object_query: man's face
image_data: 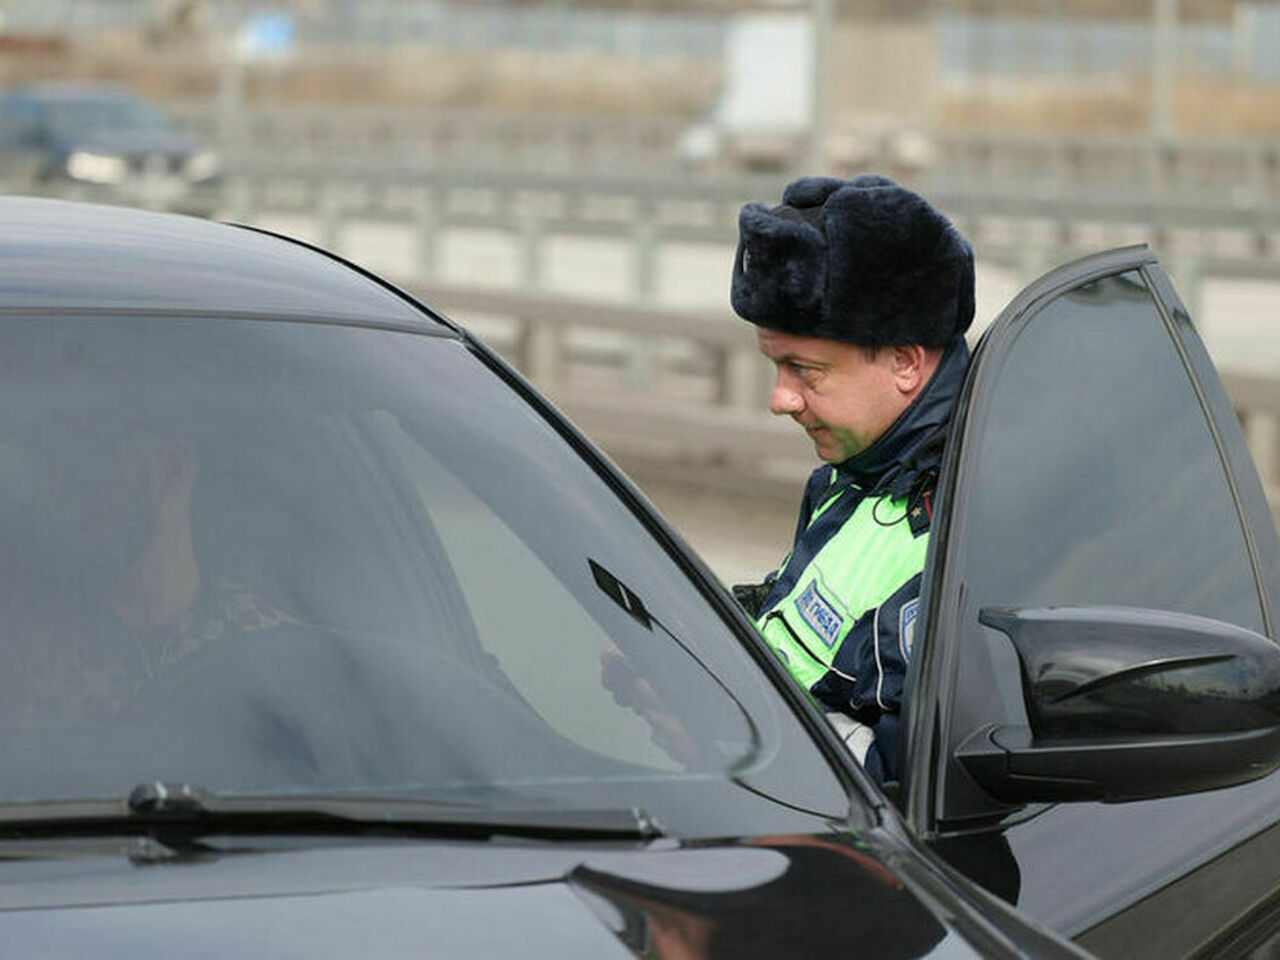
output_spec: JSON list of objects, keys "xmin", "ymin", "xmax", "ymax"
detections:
[{"xmin": 756, "ymin": 328, "xmax": 912, "ymax": 464}]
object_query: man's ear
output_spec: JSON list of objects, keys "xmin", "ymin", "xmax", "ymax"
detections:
[{"xmin": 889, "ymin": 345, "xmax": 928, "ymax": 394}]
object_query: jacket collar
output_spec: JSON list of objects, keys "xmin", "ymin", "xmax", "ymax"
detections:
[{"xmin": 834, "ymin": 335, "xmax": 971, "ymax": 497}]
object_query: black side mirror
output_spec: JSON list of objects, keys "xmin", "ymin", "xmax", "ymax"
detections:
[{"xmin": 956, "ymin": 606, "xmax": 1280, "ymax": 803}]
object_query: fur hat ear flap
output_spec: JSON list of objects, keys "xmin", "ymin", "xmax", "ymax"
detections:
[{"xmin": 730, "ymin": 202, "xmax": 827, "ymax": 332}]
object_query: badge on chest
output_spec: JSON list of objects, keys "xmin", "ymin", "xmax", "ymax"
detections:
[{"xmin": 795, "ymin": 578, "xmax": 846, "ymax": 649}]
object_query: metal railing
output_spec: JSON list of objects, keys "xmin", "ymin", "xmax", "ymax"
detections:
[
  {"xmin": 398, "ymin": 281, "xmax": 1280, "ymax": 515},
  {"xmin": 215, "ymin": 160, "xmax": 1280, "ymax": 318},
  {"xmin": 207, "ymin": 161, "xmax": 1280, "ymax": 498}
]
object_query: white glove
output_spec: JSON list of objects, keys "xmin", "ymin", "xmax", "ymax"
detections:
[{"xmin": 826, "ymin": 712, "xmax": 875, "ymax": 765}]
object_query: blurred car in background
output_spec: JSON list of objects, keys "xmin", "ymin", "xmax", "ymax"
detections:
[{"xmin": 0, "ymin": 83, "xmax": 221, "ymax": 216}]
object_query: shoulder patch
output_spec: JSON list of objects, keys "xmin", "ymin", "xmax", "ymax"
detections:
[
  {"xmin": 899, "ymin": 598, "xmax": 920, "ymax": 661},
  {"xmin": 795, "ymin": 578, "xmax": 845, "ymax": 649}
]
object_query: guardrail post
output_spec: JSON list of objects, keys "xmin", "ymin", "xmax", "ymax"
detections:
[
  {"xmin": 222, "ymin": 175, "xmax": 256, "ymax": 224},
  {"xmin": 413, "ymin": 187, "xmax": 438, "ymax": 282},
  {"xmin": 628, "ymin": 216, "xmax": 659, "ymax": 389},
  {"xmin": 1245, "ymin": 411, "xmax": 1279, "ymax": 490},
  {"xmin": 516, "ymin": 214, "xmax": 561, "ymax": 388},
  {"xmin": 518, "ymin": 213, "xmax": 543, "ymax": 289},
  {"xmin": 318, "ymin": 183, "xmax": 343, "ymax": 254},
  {"xmin": 518, "ymin": 319, "xmax": 562, "ymax": 388},
  {"xmin": 1167, "ymin": 254, "xmax": 1204, "ymax": 326},
  {"xmin": 632, "ymin": 218, "xmax": 657, "ymax": 301},
  {"xmin": 719, "ymin": 345, "xmax": 768, "ymax": 413}
]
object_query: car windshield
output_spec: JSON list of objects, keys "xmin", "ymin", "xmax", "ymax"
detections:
[
  {"xmin": 41, "ymin": 96, "xmax": 171, "ymax": 139},
  {"xmin": 0, "ymin": 315, "xmax": 847, "ymax": 837}
]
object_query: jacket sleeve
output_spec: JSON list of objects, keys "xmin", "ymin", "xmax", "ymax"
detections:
[{"xmin": 811, "ymin": 572, "xmax": 923, "ymax": 784}]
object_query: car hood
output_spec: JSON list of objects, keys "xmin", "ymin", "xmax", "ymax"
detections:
[{"xmin": 0, "ymin": 832, "xmax": 1059, "ymax": 959}]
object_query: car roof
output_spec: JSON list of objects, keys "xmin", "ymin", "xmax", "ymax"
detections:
[{"xmin": 0, "ymin": 197, "xmax": 449, "ymax": 330}]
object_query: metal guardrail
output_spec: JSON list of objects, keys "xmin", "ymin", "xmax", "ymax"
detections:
[
  {"xmin": 218, "ymin": 161, "xmax": 1280, "ymax": 330},
  {"xmin": 205, "ymin": 161, "xmax": 1280, "ymax": 501},
  {"xmin": 219, "ymin": 152, "xmax": 1280, "ymax": 233},
  {"xmin": 930, "ymin": 131, "xmax": 1280, "ymax": 203},
  {"xmin": 403, "ymin": 281, "xmax": 1280, "ymax": 511},
  {"xmin": 403, "ymin": 281, "xmax": 817, "ymax": 498}
]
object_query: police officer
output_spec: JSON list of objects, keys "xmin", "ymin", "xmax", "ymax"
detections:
[{"xmin": 730, "ymin": 175, "xmax": 974, "ymax": 785}]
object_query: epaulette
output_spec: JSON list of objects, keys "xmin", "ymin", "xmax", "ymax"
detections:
[{"xmin": 906, "ymin": 486, "xmax": 934, "ymax": 538}]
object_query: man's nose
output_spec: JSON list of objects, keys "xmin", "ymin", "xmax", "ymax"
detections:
[{"xmin": 769, "ymin": 381, "xmax": 803, "ymax": 416}]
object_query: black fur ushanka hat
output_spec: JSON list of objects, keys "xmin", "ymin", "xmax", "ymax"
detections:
[{"xmin": 730, "ymin": 175, "xmax": 974, "ymax": 347}]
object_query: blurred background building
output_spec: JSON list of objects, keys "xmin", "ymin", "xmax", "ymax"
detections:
[{"xmin": 0, "ymin": 0, "xmax": 1277, "ymax": 578}]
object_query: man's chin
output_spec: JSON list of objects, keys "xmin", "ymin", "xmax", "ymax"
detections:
[{"xmin": 808, "ymin": 435, "xmax": 844, "ymax": 463}]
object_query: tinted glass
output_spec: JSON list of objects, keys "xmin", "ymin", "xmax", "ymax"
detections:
[
  {"xmin": 0, "ymin": 316, "xmax": 846, "ymax": 835},
  {"xmin": 964, "ymin": 269, "xmax": 1262, "ymax": 632}
]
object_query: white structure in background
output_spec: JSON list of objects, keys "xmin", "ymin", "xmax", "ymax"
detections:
[{"xmin": 677, "ymin": 13, "xmax": 813, "ymax": 171}]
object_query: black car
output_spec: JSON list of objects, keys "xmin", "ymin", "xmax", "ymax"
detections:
[
  {"xmin": 0, "ymin": 85, "xmax": 221, "ymax": 216},
  {"xmin": 0, "ymin": 197, "xmax": 1277, "ymax": 959}
]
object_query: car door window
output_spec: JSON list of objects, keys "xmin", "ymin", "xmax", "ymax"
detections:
[
  {"xmin": 939, "ymin": 268, "xmax": 1266, "ymax": 813},
  {"xmin": 964, "ymin": 269, "xmax": 1263, "ymax": 630},
  {"xmin": 958, "ymin": 270, "xmax": 1265, "ymax": 736},
  {"xmin": 916, "ymin": 260, "xmax": 1280, "ymax": 956}
]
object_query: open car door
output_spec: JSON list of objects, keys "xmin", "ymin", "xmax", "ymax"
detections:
[{"xmin": 902, "ymin": 247, "xmax": 1280, "ymax": 958}]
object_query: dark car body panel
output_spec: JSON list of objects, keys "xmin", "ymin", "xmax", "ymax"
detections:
[
  {"xmin": 0, "ymin": 198, "xmax": 434, "ymax": 326},
  {"xmin": 0, "ymin": 830, "xmax": 1080, "ymax": 959}
]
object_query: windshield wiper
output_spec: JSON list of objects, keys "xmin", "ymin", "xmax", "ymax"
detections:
[{"xmin": 0, "ymin": 781, "xmax": 665, "ymax": 843}]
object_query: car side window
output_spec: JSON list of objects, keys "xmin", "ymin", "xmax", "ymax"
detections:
[
  {"xmin": 965, "ymin": 269, "xmax": 1263, "ymax": 630},
  {"xmin": 942, "ymin": 269, "xmax": 1266, "ymax": 804}
]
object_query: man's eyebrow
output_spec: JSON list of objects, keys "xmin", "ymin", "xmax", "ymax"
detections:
[{"xmin": 773, "ymin": 352, "xmax": 828, "ymax": 367}]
